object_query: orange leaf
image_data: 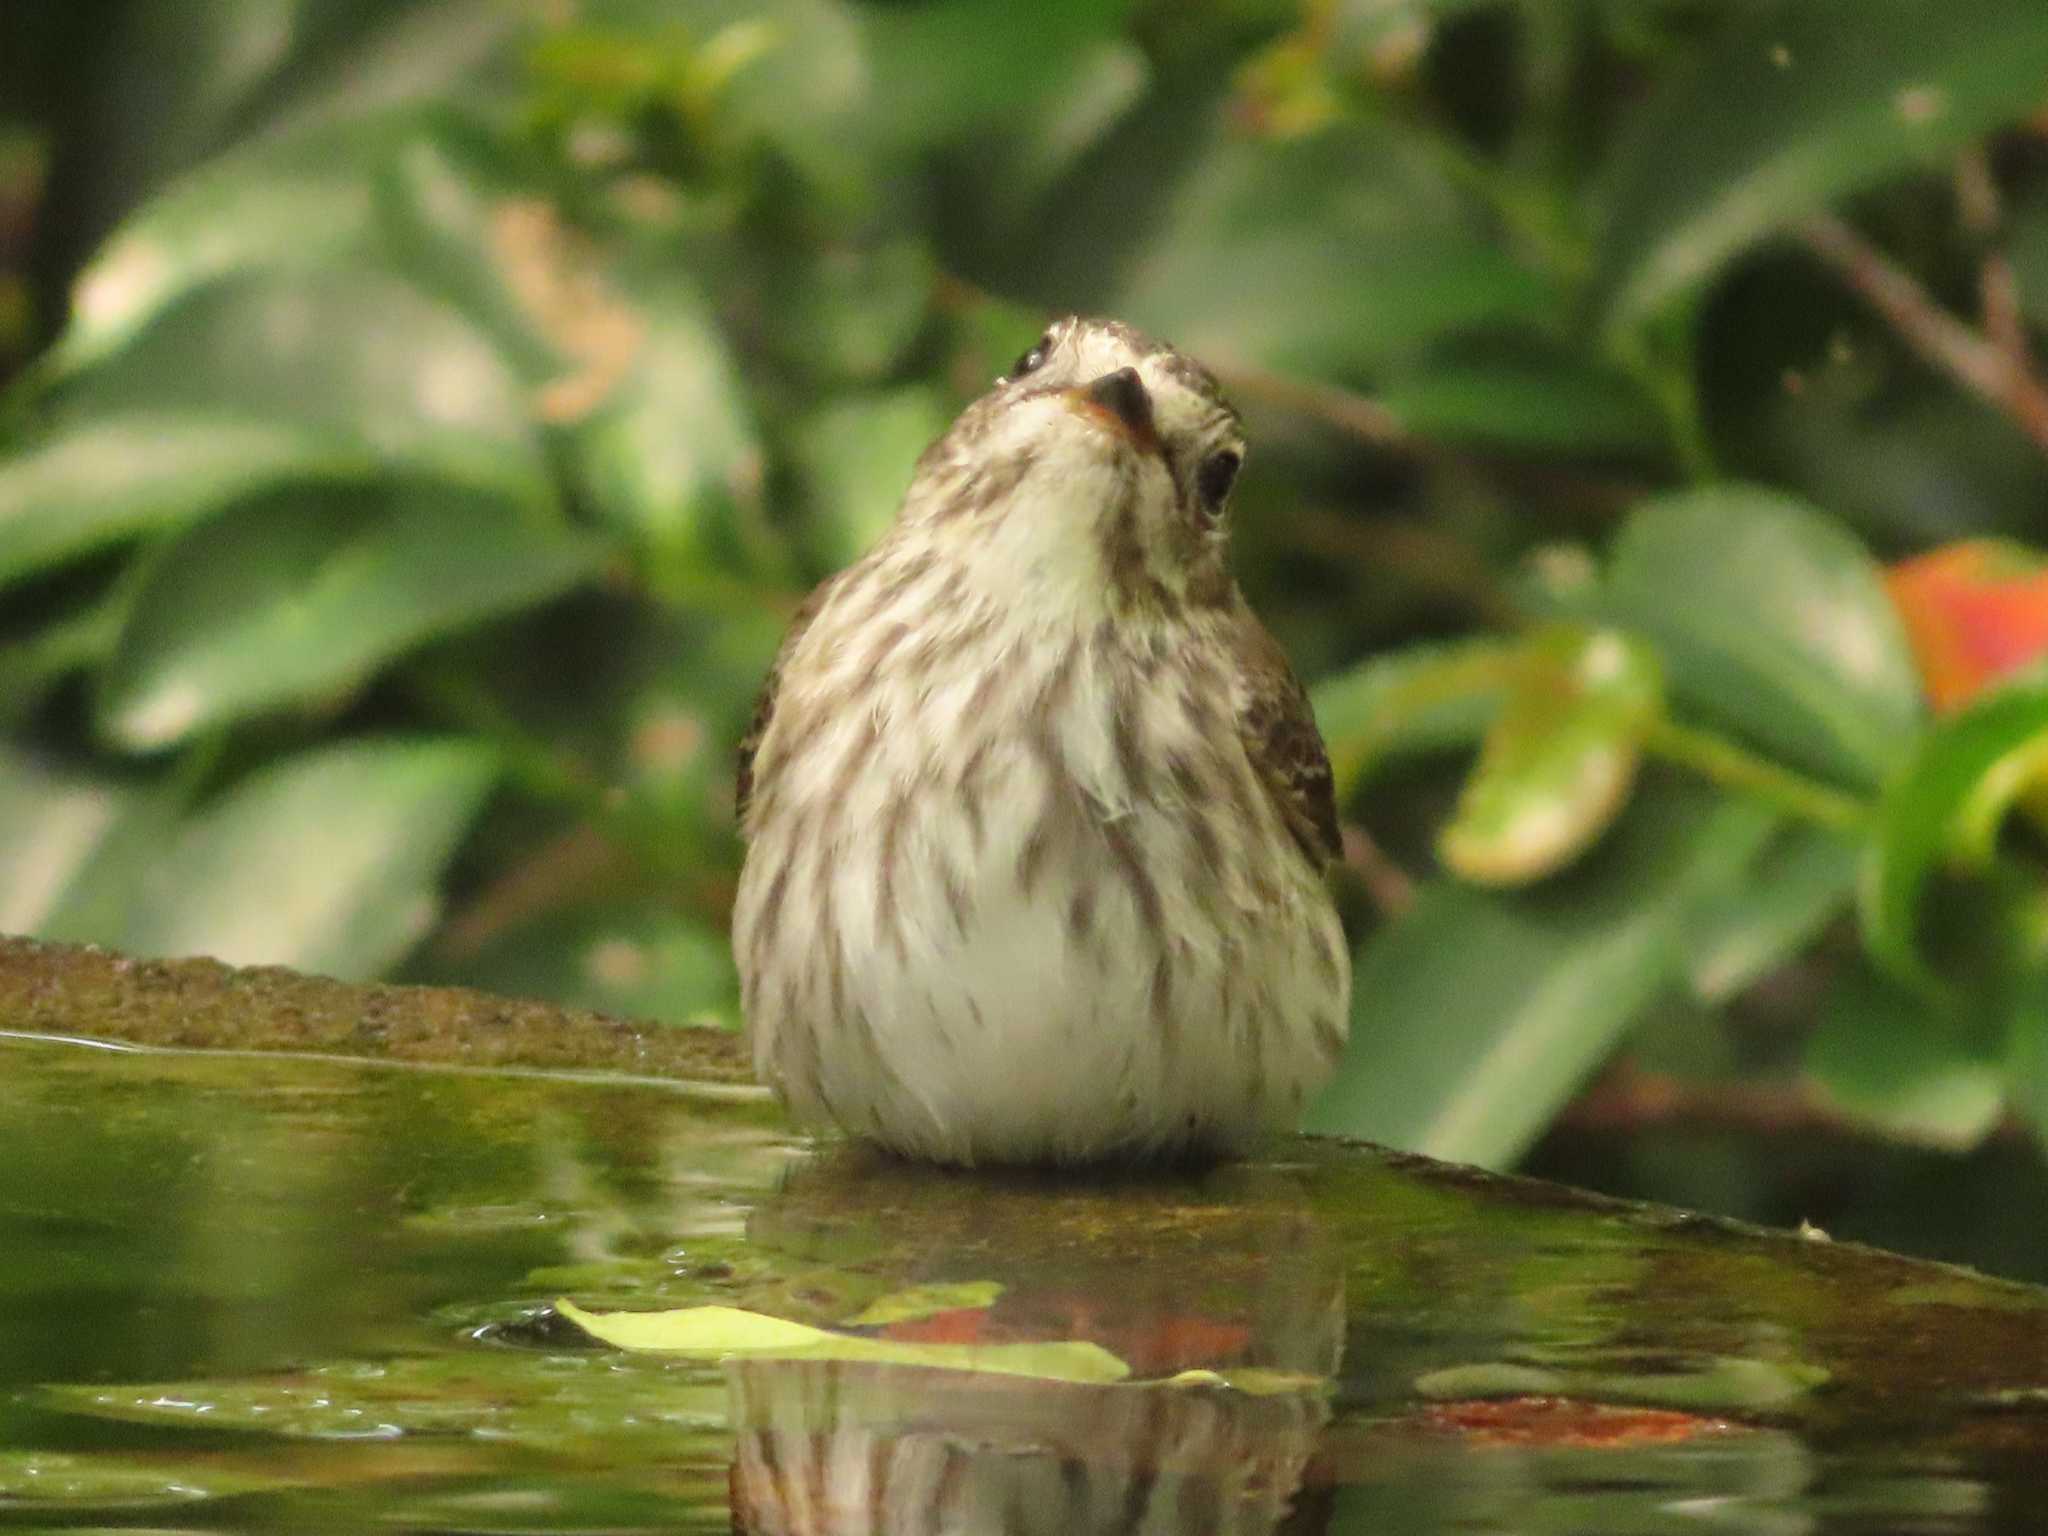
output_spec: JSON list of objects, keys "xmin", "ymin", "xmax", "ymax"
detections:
[
  {"xmin": 1419, "ymin": 1396, "xmax": 1738, "ymax": 1448},
  {"xmin": 1887, "ymin": 540, "xmax": 2048, "ymax": 712}
]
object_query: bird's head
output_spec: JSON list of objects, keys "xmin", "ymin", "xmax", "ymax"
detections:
[{"xmin": 900, "ymin": 316, "xmax": 1246, "ymax": 618}]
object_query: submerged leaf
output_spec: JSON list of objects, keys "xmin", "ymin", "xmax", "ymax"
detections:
[
  {"xmin": 556, "ymin": 1299, "xmax": 1131, "ymax": 1384},
  {"xmin": 844, "ymin": 1282, "xmax": 1005, "ymax": 1328}
]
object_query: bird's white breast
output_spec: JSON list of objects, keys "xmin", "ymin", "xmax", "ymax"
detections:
[{"xmin": 733, "ymin": 555, "xmax": 1350, "ymax": 1165}]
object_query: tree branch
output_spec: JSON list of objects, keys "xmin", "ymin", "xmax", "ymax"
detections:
[
  {"xmin": 1218, "ymin": 363, "xmax": 1416, "ymax": 451},
  {"xmin": 1799, "ymin": 212, "xmax": 2048, "ymax": 456},
  {"xmin": 1339, "ymin": 821, "xmax": 1417, "ymax": 917},
  {"xmin": 1955, "ymin": 149, "xmax": 2032, "ymax": 372}
]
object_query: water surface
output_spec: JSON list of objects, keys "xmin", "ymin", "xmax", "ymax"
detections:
[{"xmin": 4, "ymin": 1035, "xmax": 2047, "ymax": 1533}]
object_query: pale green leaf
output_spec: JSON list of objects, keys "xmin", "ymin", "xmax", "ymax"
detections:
[
  {"xmin": 0, "ymin": 414, "xmax": 370, "ymax": 585},
  {"xmin": 1309, "ymin": 779, "xmax": 1776, "ymax": 1166},
  {"xmin": 1807, "ymin": 963, "xmax": 2006, "ymax": 1151},
  {"xmin": 1862, "ymin": 683, "xmax": 2048, "ymax": 987},
  {"xmin": 1439, "ymin": 626, "xmax": 1662, "ymax": 886},
  {"xmin": 1598, "ymin": 0, "xmax": 2048, "ymax": 330},
  {"xmin": 1310, "ymin": 637, "xmax": 1517, "ymax": 801},
  {"xmin": 117, "ymin": 738, "xmax": 498, "ymax": 979},
  {"xmin": 1599, "ymin": 484, "xmax": 1922, "ymax": 788},
  {"xmin": 54, "ymin": 270, "xmax": 553, "ymax": 514},
  {"xmin": 556, "ymin": 1300, "xmax": 1131, "ymax": 1384},
  {"xmin": 98, "ymin": 485, "xmax": 608, "ymax": 750},
  {"xmin": 844, "ymin": 1282, "xmax": 1004, "ymax": 1328}
]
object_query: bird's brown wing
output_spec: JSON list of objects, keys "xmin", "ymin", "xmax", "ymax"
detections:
[
  {"xmin": 735, "ymin": 573, "xmax": 842, "ymax": 834},
  {"xmin": 1233, "ymin": 605, "xmax": 1341, "ymax": 870}
]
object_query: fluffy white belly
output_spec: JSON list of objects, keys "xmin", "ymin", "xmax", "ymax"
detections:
[{"xmin": 734, "ymin": 628, "xmax": 1349, "ymax": 1166}]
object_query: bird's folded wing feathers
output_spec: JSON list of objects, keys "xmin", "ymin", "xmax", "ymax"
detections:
[
  {"xmin": 1233, "ymin": 607, "xmax": 1341, "ymax": 870},
  {"xmin": 735, "ymin": 573, "xmax": 842, "ymax": 832}
]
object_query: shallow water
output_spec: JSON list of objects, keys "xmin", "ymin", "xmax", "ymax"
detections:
[{"xmin": 4, "ymin": 1034, "xmax": 2048, "ymax": 1534}]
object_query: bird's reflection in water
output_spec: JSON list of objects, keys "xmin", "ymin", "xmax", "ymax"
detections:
[{"xmin": 725, "ymin": 1146, "xmax": 1343, "ymax": 1536}]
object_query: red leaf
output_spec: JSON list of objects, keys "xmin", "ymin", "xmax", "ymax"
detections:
[
  {"xmin": 1419, "ymin": 1396, "xmax": 1738, "ymax": 1447},
  {"xmin": 1887, "ymin": 540, "xmax": 2048, "ymax": 712},
  {"xmin": 877, "ymin": 1307, "xmax": 992, "ymax": 1345}
]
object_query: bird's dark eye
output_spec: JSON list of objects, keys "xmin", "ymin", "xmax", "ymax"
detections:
[
  {"xmin": 1008, "ymin": 333, "xmax": 1052, "ymax": 381},
  {"xmin": 1196, "ymin": 449, "xmax": 1241, "ymax": 512}
]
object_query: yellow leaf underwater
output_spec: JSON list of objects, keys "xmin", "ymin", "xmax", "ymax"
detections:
[{"xmin": 555, "ymin": 1300, "xmax": 1130, "ymax": 1384}]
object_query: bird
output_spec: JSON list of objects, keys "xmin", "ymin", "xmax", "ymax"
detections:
[{"xmin": 730, "ymin": 315, "xmax": 1350, "ymax": 1166}]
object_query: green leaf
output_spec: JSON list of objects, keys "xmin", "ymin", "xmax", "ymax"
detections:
[
  {"xmin": 858, "ymin": 0, "xmax": 1135, "ymax": 148},
  {"xmin": 2006, "ymin": 965, "xmax": 2048, "ymax": 1148},
  {"xmin": 790, "ymin": 386, "xmax": 951, "ymax": 568},
  {"xmin": 758, "ymin": 235, "xmax": 936, "ymax": 386},
  {"xmin": 1439, "ymin": 626, "xmax": 1663, "ymax": 886},
  {"xmin": 1807, "ymin": 963, "xmax": 2005, "ymax": 1151},
  {"xmin": 117, "ymin": 737, "xmax": 498, "ymax": 979},
  {"xmin": 247, "ymin": 1, "xmax": 522, "ymax": 144},
  {"xmin": 1685, "ymin": 824, "xmax": 1860, "ymax": 1003},
  {"xmin": 54, "ymin": 116, "xmax": 388, "ymax": 376},
  {"xmin": 0, "ymin": 599, "xmax": 130, "ymax": 728},
  {"xmin": 1377, "ymin": 354, "xmax": 1668, "ymax": 459},
  {"xmin": 1308, "ymin": 778, "xmax": 1777, "ymax": 1166},
  {"xmin": 843, "ymin": 1282, "xmax": 1004, "ymax": 1328},
  {"xmin": 53, "ymin": 270, "xmax": 553, "ymax": 513},
  {"xmin": 98, "ymin": 484, "xmax": 609, "ymax": 751},
  {"xmin": 0, "ymin": 413, "xmax": 370, "ymax": 586},
  {"xmin": 1758, "ymin": 385, "xmax": 2048, "ymax": 547},
  {"xmin": 44, "ymin": 107, "xmax": 534, "ymax": 384},
  {"xmin": 371, "ymin": 121, "xmax": 563, "ymax": 381},
  {"xmin": 437, "ymin": 903, "xmax": 738, "ymax": 1027},
  {"xmin": 0, "ymin": 750, "xmax": 187, "ymax": 946},
  {"xmin": 949, "ymin": 41, "xmax": 1150, "ymax": 233},
  {"xmin": 556, "ymin": 1300, "xmax": 1131, "ymax": 1384},
  {"xmin": 1310, "ymin": 637, "xmax": 1517, "ymax": 802},
  {"xmin": 565, "ymin": 0, "xmax": 872, "ymax": 206},
  {"xmin": 1597, "ymin": 0, "xmax": 2048, "ymax": 331},
  {"xmin": 0, "ymin": 753, "xmax": 134, "ymax": 938},
  {"xmin": 568, "ymin": 262, "xmax": 766, "ymax": 587},
  {"xmin": 71, "ymin": 0, "xmax": 328, "ymax": 230},
  {"xmin": 1108, "ymin": 117, "xmax": 1554, "ymax": 381},
  {"xmin": 1862, "ymin": 683, "xmax": 2048, "ymax": 987},
  {"xmin": 1599, "ymin": 484, "xmax": 1922, "ymax": 789}
]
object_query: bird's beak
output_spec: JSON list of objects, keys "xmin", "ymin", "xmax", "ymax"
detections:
[{"xmin": 1064, "ymin": 367, "xmax": 1161, "ymax": 455}]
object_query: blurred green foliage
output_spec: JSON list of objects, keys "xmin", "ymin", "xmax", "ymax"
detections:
[{"xmin": 7, "ymin": 0, "xmax": 2048, "ymax": 1228}]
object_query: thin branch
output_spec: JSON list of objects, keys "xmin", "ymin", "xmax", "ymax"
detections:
[
  {"xmin": 1799, "ymin": 212, "xmax": 2048, "ymax": 455},
  {"xmin": 1955, "ymin": 149, "xmax": 2032, "ymax": 371},
  {"xmin": 1218, "ymin": 363, "xmax": 1417, "ymax": 451},
  {"xmin": 433, "ymin": 823, "xmax": 623, "ymax": 962},
  {"xmin": 1558, "ymin": 1061, "xmax": 2029, "ymax": 1147},
  {"xmin": 1290, "ymin": 505, "xmax": 1522, "ymax": 628},
  {"xmin": 1339, "ymin": 821, "xmax": 1417, "ymax": 917},
  {"xmin": 1558, "ymin": 1064, "xmax": 1849, "ymax": 1139}
]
